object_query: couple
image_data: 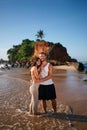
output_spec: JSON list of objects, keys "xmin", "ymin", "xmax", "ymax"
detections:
[{"xmin": 29, "ymin": 52, "xmax": 57, "ymax": 115}]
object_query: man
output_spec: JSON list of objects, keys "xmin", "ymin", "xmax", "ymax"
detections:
[{"xmin": 38, "ymin": 52, "xmax": 57, "ymax": 113}]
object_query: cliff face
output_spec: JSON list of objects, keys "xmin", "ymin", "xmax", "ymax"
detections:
[
  {"xmin": 48, "ymin": 43, "xmax": 71, "ymax": 62},
  {"xmin": 34, "ymin": 41, "xmax": 52, "ymax": 56},
  {"xmin": 34, "ymin": 41, "xmax": 71, "ymax": 62}
]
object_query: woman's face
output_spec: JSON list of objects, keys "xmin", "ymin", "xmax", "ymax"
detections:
[{"xmin": 36, "ymin": 59, "xmax": 41, "ymax": 66}]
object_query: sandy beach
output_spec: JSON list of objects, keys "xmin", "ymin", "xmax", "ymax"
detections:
[
  {"xmin": 0, "ymin": 66, "xmax": 87, "ymax": 130},
  {"xmin": 53, "ymin": 65, "xmax": 77, "ymax": 71}
]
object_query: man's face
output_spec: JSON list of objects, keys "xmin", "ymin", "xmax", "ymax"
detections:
[{"xmin": 39, "ymin": 54, "xmax": 46, "ymax": 62}]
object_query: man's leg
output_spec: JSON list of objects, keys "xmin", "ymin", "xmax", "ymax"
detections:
[
  {"xmin": 42, "ymin": 100, "xmax": 47, "ymax": 113},
  {"xmin": 51, "ymin": 99, "xmax": 57, "ymax": 112}
]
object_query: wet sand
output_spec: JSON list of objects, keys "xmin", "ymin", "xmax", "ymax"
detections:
[
  {"xmin": 0, "ymin": 67, "xmax": 87, "ymax": 130},
  {"xmin": 53, "ymin": 69, "xmax": 87, "ymax": 115}
]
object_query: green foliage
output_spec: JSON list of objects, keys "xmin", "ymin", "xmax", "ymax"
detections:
[
  {"xmin": 7, "ymin": 39, "xmax": 35, "ymax": 62},
  {"xmin": 7, "ymin": 30, "xmax": 45, "ymax": 62},
  {"xmin": 7, "ymin": 45, "xmax": 20, "ymax": 62}
]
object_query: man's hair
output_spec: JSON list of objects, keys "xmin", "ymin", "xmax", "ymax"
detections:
[{"xmin": 39, "ymin": 52, "xmax": 47, "ymax": 56}]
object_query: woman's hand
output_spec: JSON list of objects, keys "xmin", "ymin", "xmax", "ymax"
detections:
[{"xmin": 35, "ymin": 79, "xmax": 41, "ymax": 83}]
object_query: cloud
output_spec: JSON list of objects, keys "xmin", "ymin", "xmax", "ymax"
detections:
[{"xmin": 0, "ymin": 48, "xmax": 8, "ymax": 60}]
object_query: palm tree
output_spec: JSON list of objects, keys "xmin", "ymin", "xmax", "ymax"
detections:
[{"xmin": 35, "ymin": 30, "xmax": 44, "ymax": 41}]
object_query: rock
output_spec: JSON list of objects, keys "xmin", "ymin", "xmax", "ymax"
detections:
[
  {"xmin": 34, "ymin": 41, "xmax": 51, "ymax": 56},
  {"xmin": 34, "ymin": 41, "xmax": 71, "ymax": 63},
  {"xmin": 82, "ymin": 77, "xmax": 87, "ymax": 81},
  {"xmin": 77, "ymin": 62, "xmax": 84, "ymax": 72},
  {"xmin": 48, "ymin": 43, "xmax": 71, "ymax": 62}
]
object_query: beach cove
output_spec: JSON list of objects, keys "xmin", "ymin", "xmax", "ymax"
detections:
[{"xmin": 0, "ymin": 66, "xmax": 87, "ymax": 130}]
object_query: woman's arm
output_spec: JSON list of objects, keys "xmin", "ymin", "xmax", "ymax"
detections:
[
  {"xmin": 31, "ymin": 66, "xmax": 41, "ymax": 82},
  {"xmin": 34, "ymin": 67, "xmax": 42, "ymax": 79}
]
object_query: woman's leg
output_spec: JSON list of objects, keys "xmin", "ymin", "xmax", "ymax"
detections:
[
  {"xmin": 29, "ymin": 96, "xmax": 33, "ymax": 114},
  {"xmin": 29, "ymin": 83, "xmax": 39, "ymax": 115},
  {"xmin": 32, "ymin": 93, "xmax": 38, "ymax": 114}
]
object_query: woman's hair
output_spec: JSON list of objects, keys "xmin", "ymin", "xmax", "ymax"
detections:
[
  {"xmin": 29, "ymin": 57, "xmax": 41, "ymax": 76},
  {"xmin": 31, "ymin": 57, "xmax": 41, "ymax": 67}
]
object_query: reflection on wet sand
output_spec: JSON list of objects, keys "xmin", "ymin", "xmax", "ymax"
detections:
[{"xmin": 0, "ymin": 68, "xmax": 87, "ymax": 130}]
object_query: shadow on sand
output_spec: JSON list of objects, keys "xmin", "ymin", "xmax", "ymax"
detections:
[{"xmin": 40, "ymin": 112, "xmax": 87, "ymax": 122}]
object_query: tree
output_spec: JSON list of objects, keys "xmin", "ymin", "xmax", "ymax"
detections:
[
  {"xmin": 18, "ymin": 39, "xmax": 34, "ymax": 60},
  {"xmin": 35, "ymin": 30, "xmax": 44, "ymax": 41},
  {"xmin": 7, "ymin": 45, "xmax": 20, "ymax": 62},
  {"xmin": 7, "ymin": 39, "xmax": 34, "ymax": 62}
]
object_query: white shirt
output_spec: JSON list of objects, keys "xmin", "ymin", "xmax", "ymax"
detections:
[{"xmin": 40, "ymin": 63, "xmax": 53, "ymax": 85}]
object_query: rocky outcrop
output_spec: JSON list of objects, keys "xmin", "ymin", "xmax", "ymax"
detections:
[
  {"xmin": 34, "ymin": 41, "xmax": 71, "ymax": 63},
  {"xmin": 34, "ymin": 41, "xmax": 53, "ymax": 56},
  {"xmin": 48, "ymin": 43, "xmax": 71, "ymax": 62}
]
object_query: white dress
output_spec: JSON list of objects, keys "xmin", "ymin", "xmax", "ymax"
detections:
[{"xmin": 29, "ymin": 81, "xmax": 39, "ymax": 114}]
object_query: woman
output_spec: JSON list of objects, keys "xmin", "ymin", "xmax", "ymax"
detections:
[{"xmin": 29, "ymin": 57, "xmax": 42, "ymax": 115}]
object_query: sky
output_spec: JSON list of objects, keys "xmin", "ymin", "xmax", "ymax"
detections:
[{"xmin": 0, "ymin": 0, "xmax": 87, "ymax": 62}]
